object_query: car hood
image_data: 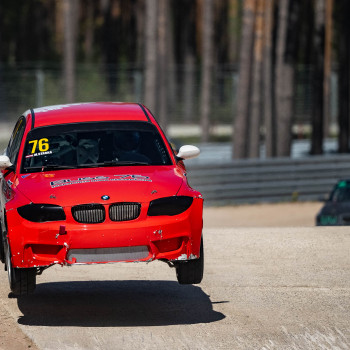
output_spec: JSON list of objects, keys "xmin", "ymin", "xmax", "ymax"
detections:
[
  {"xmin": 16, "ymin": 166, "xmax": 184, "ymax": 207},
  {"xmin": 318, "ymin": 201, "xmax": 350, "ymax": 216}
]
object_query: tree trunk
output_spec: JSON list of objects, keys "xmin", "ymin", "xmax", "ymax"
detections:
[
  {"xmin": 323, "ymin": 0, "xmax": 333, "ymax": 138},
  {"xmin": 263, "ymin": 0, "xmax": 276, "ymax": 158},
  {"xmin": 55, "ymin": 0, "xmax": 64, "ymax": 55},
  {"xmin": 183, "ymin": 52, "xmax": 196, "ymax": 123},
  {"xmin": 157, "ymin": 0, "xmax": 169, "ymax": 130},
  {"xmin": 200, "ymin": 0, "xmax": 214, "ymax": 143},
  {"xmin": 311, "ymin": 0, "xmax": 325, "ymax": 155},
  {"xmin": 83, "ymin": 0, "xmax": 94, "ymax": 62},
  {"xmin": 144, "ymin": 0, "xmax": 158, "ymax": 112},
  {"xmin": 102, "ymin": 0, "xmax": 121, "ymax": 97},
  {"xmin": 180, "ymin": 0, "xmax": 196, "ymax": 123},
  {"xmin": 166, "ymin": 1, "xmax": 176, "ymax": 124},
  {"xmin": 275, "ymin": 0, "xmax": 299, "ymax": 157},
  {"xmin": 228, "ymin": 0, "xmax": 241, "ymax": 64},
  {"xmin": 63, "ymin": 0, "xmax": 78, "ymax": 103},
  {"xmin": 233, "ymin": 0, "xmax": 256, "ymax": 159},
  {"xmin": 249, "ymin": 0, "xmax": 265, "ymax": 158},
  {"xmin": 135, "ymin": 0, "xmax": 145, "ymax": 66},
  {"xmin": 337, "ymin": 1, "xmax": 350, "ymax": 153}
]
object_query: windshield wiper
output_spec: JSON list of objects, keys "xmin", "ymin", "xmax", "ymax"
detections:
[
  {"xmin": 24, "ymin": 164, "xmax": 77, "ymax": 172},
  {"xmin": 79, "ymin": 160, "xmax": 149, "ymax": 168},
  {"xmin": 109, "ymin": 161, "xmax": 149, "ymax": 166}
]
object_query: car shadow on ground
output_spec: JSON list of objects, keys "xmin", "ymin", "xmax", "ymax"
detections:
[{"xmin": 15, "ymin": 280, "xmax": 225, "ymax": 327}]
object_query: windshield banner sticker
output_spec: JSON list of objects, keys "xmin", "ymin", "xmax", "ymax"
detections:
[
  {"xmin": 50, "ymin": 174, "xmax": 152, "ymax": 188},
  {"xmin": 25, "ymin": 151, "xmax": 53, "ymax": 158}
]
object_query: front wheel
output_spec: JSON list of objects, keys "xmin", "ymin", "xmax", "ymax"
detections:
[
  {"xmin": 176, "ymin": 238, "xmax": 204, "ymax": 284},
  {"xmin": 0, "ymin": 222, "xmax": 5, "ymax": 264},
  {"xmin": 0, "ymin": 236, "xmax": 4, "ymax": 264},
  {"xmin": 6, "ymin": 244, "xmax": 36, "ymax": 295}
]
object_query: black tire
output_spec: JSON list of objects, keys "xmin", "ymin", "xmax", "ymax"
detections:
[
  {"xmin": 6, "ymin": 244, "xmax": 36, "ymax": 295},
  {"xmin": 0, "ymin": 229, "xmax": 4, "ymax": 264},
  {"xmin": 0, "ymin": 238, "xmax": 4, "ymax": 264},
  {"xmin": 176, "ymin": 238, "xmax": 204, "ymax": 285},
  {"xmin": 1, "ymin": 215, "xmax": 8, "ymax": 265}
]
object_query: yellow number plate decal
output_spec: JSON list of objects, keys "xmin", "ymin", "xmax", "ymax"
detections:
[{"xmin": 28, "ymin": 138, "xmax": 49, "ymax": 154}]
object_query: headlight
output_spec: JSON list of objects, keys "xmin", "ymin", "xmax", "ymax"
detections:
[
  {"xmin": 17, "ymin": 204, "xmax": 66, "ymax": 222},
  {"xmin": 147, "ymin": 196, "xmax": 193, "ymax": 216}
]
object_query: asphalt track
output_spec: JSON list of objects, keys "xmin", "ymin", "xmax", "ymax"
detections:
[{"xmin": 0, "ymin": 205, "xmax": 350, "ymax": 350}]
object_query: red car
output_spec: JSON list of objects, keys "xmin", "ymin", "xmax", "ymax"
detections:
[{"xmin": 0, "ymin": 103, "xmax": 203, "ymax": 295}]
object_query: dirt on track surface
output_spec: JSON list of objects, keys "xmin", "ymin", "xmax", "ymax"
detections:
[{"xmin": 0, "ymin": 202, "xmax": 349, "ymax": 350}]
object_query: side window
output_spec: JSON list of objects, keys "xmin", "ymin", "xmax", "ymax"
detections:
[{"xmin": 8, "ymin": 117, "xmax": 26, "ymax": 166}]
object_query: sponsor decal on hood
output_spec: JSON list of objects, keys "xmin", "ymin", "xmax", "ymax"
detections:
[
  {"xmin": 50, "ymin": 174, "xmax": 152, "ymax": 188},
  {"xmin": 16, "ymin": 167, "xmax": 184, "ymax": 205}
]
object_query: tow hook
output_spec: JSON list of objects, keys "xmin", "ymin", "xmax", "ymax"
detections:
[{"xmin": 56, "ymin": 225, "xmax": 67, "ymax": 239}]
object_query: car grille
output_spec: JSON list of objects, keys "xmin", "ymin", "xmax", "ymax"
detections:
[
  {"xmin": 109, "ymin": 202, "xmax": 141, "ymax": 221},
  {"xmin": 72, "ymin": 204, "xmax": 105, "ymax": 224},
  {"xmin": 71, "ymin": 202, "xmax": 141, "ymax": 223}
]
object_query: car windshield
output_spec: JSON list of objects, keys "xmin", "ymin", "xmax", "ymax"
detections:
[
  {"xmin": 330, "ymin": 182, "xmax": 350, "ymax": 202},
  {"xmin": 21, "ymin": 121, "xmax": 172, "ymax": 172}
]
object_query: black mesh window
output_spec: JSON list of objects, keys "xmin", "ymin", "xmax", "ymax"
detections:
[{"xmin": 8, "ymin": 117, "xmax": 26, "ymax": 166}]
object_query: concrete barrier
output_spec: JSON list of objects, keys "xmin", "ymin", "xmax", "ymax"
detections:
[{"xmin": 187, "ymin": 154, "xmax": 350, "ymax": 205}]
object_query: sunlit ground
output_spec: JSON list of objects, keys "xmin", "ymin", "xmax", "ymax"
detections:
[{"xmin": 204, "ymin": 201, "xmax": 323, "ymax": 227}]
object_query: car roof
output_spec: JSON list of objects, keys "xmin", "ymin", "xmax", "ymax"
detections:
[{"xmin": 25, "ymin": 102, "xmax": 151, "ymax": 128}]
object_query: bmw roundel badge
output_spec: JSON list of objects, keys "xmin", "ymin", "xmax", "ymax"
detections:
[{"xmin": 101, "ymin": 195, "xmax": 110, "ymax": 200}]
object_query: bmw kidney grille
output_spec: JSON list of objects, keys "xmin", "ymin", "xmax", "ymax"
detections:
[
  {"xmin": 71, "ymin": 202, "xmax": 141, "ymax": 223},
  {"xmin": 109, "ymin": 203, "xmax": 141, "ymax": 221},
  {"xmin": 72, "ymin": 204, "xmax": 106, "ymax": 224}
]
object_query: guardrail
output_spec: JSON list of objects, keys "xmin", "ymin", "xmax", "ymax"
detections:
[{"xmin": 186, "ymin": 154, "xmax": 350, "ymax": 205}]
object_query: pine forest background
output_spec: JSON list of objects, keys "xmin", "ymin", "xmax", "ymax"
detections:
[{"xmin": 0, "ymin": 0, "xmax": 348, "ymax": 159}]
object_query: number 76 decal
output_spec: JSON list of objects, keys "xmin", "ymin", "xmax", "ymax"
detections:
[{"xmin": 28, "ymin": 138, "xmax": 49, "ymax": 154}]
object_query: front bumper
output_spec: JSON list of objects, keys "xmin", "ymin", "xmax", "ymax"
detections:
[
  {"xmin": 316, "ymin": 213, "xmax": 350, "ymax": 226},
  {"xmin": 6, "ymin": 198, "xmax": 203, "ymax": 268}
]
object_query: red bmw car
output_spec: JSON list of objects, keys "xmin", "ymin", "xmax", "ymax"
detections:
[{"xmin": 0, "ymin": 103, "xmax": 203, "ymax": 295}]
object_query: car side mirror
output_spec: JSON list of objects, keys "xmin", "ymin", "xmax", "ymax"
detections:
[
  {"xmin": 0, "ymin": 155, "xmax": 13, "ymax": 171},
  {"xmin": 176, "ymin": 145, "xmax": 200, "ymax": 160}
]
